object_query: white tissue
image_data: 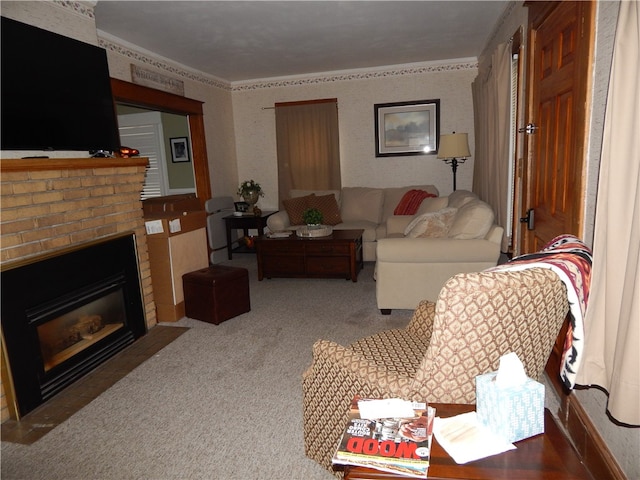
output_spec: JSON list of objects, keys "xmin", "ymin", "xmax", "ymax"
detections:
[{"xmin": 495, "ymin": 352, "xmax": 527, "ymax": 388}]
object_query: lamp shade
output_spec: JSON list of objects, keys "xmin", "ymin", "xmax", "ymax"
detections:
[{"xmin": 437, "ymin": 133, "xmax": 471, "ymax": 159}]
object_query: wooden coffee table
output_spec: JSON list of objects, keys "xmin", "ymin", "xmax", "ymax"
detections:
[
  {"xmin": 341, "ymin": 403, "xmax": 593, "ymax": 480},
  {"xmin": 255, "ymin": 229, "xmax": 363, "ymax": 282}
]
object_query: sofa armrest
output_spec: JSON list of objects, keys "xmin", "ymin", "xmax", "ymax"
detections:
[
  {"xmin": 377, "ymin": 237, "xmax": 501, "ymax": 263},
  {"xmin": 266, "ymin": 210, "xmax": 291, "ymax": 231},
  {"xmin": 386, "ymin": 215, "xmax": 414, "ymax": 235}
]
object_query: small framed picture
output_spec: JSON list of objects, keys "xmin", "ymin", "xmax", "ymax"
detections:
[
  {"xmin": 374, "ymin": 99, "xmax": 440, "ymax": 157},
  {"xmin": 170, "ymin": 137, "xmax": 190, "ymax": 163}
]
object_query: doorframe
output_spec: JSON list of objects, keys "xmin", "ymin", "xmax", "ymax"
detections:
[{"xmin": 110, "ymin": 78, "xmax": 212, "ymax": 209}]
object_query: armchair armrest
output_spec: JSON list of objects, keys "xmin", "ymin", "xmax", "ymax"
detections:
[
  {"xmin": 405, "ymin": 300, "xmax": 436, "ymax": 339},
  {"xmin": 265, "ymin": 210, "xmax": 291, "ymax": 231},
  {"xmin": 308, "ymin": 340, "xmax": 414, "ymax": 397},
  {"xmin": 302, "ymin": 339, "xmax": 414, "ymax": 471}
]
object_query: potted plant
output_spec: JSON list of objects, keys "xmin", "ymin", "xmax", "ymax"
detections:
[
  {"xmin": 237, "ymin": 179, "xmax": 264, "ymax": 207},
  {"xmin": 302, "ymin": 207, "xmax": 324, "ymax": 226}
]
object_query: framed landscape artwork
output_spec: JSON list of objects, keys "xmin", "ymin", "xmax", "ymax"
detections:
[{"xmin": 374, "ymin": 99, "xmax": 440, "ymax": 157}]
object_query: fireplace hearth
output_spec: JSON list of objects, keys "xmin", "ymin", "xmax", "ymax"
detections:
[{"xmin": 1, "ymin": 232, "xmax": 147, "ymax": 418}]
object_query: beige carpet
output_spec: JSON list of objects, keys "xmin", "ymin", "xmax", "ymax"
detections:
[{"xmin": 1, "ymin": 256, "xmax": 410, "ymax": 479}]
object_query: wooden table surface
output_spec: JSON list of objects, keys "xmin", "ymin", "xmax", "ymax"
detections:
[{"xmin": 342, "ymin": 403, "xmax": 593, "ymax": 480}]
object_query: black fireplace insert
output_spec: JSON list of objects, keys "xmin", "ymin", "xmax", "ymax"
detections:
[{"xmin": 1, "ymin": 232, "xmax": 147, "ymax": 417}]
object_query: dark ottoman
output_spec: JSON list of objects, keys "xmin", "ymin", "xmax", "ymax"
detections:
[{"xmin": 182, "ymin": 265, "xmax": 250, "ymax": 324}]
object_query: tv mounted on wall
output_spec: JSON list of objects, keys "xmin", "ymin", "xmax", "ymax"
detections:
[{"xmin": 1, "ymin": 16, "xmax": 121, "ymax": 153}]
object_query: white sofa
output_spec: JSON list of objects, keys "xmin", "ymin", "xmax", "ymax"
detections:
[
  {"xmin": 375, "ymin": 190, "xmax": 504, "ymax": 313},
  {"xmin": 266, "ymin": 185, "xmax": 440, "ymax": 261}
]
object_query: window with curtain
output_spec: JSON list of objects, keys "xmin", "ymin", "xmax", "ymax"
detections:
[{"xmin": 275, "ymin": 99, "xmax": 341, "ymax": 206}]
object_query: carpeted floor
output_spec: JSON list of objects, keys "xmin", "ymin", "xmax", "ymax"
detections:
[{"xmin": 1, "ymin": 256, "xmax": 410, "ymax": 479}]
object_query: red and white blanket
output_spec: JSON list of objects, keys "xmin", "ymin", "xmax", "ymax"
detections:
[{"xmin": 487, "ymin": 235, "xmax": 592, "ymax": 389}]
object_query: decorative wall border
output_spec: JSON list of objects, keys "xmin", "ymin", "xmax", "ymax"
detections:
[
  {"xmin": 231, "ymin": 60, "xmax": 478, "ymax": 92},
  {"xmin": 53, "ymin": 0, "xmax": 95, "ymax": 19}
]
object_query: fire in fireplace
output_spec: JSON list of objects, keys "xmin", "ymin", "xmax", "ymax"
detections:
[{"xmin": 1, "ymin": 233, "xmax": 147, "ymax": 418}]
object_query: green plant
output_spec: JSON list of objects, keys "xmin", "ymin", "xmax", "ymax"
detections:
[
  {"xmin": 302, "ymin": 207, "xmax": 323, "ymax": 225},
  {"xmin": 237, "ymin": 179, "xmax": 264, "ymax": 197}
]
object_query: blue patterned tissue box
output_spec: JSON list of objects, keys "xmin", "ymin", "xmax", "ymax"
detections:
[{"xmin": 475, "ymin": 372, "xmax": 545, "ymax": 443}]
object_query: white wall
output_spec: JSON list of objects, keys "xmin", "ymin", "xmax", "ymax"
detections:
[{"xmin": 231, "ymin": 62, "xmax": 477, "ymax": 211}]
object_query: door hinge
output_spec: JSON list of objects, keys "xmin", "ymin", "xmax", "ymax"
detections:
[{"xmin": 518, "ymin": 123, "xmax": 539, "ymax": 135}]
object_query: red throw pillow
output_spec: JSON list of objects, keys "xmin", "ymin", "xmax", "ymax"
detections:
[{"xmin": 394, "ymin": 190, "xmax": 437, "ymax": 215}]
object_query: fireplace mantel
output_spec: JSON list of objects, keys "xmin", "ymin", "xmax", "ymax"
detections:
[{"xmin": 1, "ymin": 157, "xmax": 148, "ymax": 172}]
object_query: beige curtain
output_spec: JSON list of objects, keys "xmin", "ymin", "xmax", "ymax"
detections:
[
  {"xmin": 575, "ymin": 1, "xmax": 640, "ymax": 426},
  {"xmin": 275, "ymin": 99, "xmax": 341, "ymax": 207},
  {"xmin": 472, "ymin": 42, "xmax": 512, "ymax": 251}
]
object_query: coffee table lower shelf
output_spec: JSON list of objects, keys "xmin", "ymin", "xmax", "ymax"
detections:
[
  {"xmin": 256, "ymin": 229, "xmax": 364, "ymax": 282},
  {"xmin": 340, "ymin": 403, "xmax": 593, "ymax": 480}
]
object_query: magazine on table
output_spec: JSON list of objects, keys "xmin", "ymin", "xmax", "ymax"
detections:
[{"xmin": 332, "ymin": 396, "xmax": 435, "ymax": 478}]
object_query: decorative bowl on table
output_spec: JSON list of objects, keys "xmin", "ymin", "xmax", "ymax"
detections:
[{"xmin": 296, "ymin": 225, "xmax": 333, "ymax": 238}]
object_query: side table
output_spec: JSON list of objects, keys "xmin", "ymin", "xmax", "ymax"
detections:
[
  {"xmin": 223, "ymin": 212, "xmax": 275, "ymax": 259},
  {"xmin": 342, "ymin": 403, "xmax": 593, "ymax": 480}
]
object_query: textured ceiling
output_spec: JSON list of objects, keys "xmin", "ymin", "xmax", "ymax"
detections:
[{"xmin": 94, "ymin": 1, "xmax": 508, "ymax": 83}]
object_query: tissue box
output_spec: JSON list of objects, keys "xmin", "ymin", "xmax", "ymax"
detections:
[{"xmin": 476, "ymin": 372, "xmax": 545, "ymax": 443}]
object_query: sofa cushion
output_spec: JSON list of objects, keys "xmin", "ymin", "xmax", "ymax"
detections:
[
  {"xmin": 308, "ymin": 194, "xmax": 342, "ymax": 225},
  {"xmin": 448, "ymin": 200, "xmax": 495, "ymax": 239},
  {"xmin": 447, "ymin": 190, "xmax": 478, "ymax": 209},
  {"xmin": 415, "ymin": 196, "xmax": 449, "ymax": 215},
  {"xmin": 340, "ymin": 187, "xmax": 384, "ymax": 224},
  {"xmin": 394, "ymin": 189, "xmax": 437, "ymax": 215},
  {"xmin": 404, "ymin": 208, "xmax": 458, "ymax": 238},
  {"xmin": 283, "ymin": 194, "xmax": 314, "ymax": 225}
]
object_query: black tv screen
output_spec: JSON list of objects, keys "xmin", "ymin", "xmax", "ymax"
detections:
[{"xmin": 1, "ymin": 16, "xmax": 121, "ymax": 152}]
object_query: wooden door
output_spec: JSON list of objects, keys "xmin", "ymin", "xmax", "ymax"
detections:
[
  {"xmin": 522, "ymin": 1, "xmax": 594, "ymax": 251},
  {"xmin": 522, "ymin": 1, "xmax": 594, "ymax": 391}
]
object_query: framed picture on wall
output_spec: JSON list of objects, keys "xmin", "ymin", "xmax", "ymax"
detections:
[
  {"xmin": 374, "ymin": 99, "xmax": 440, "ymax": 157},
  {"xmin": 170, "ymin": 137, "xmax": 190, "ymax": 163}
]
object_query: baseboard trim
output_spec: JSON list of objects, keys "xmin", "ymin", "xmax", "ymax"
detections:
[{"xmin": 558, "ymin": 393, "xmax": 627, "ymax": 480}]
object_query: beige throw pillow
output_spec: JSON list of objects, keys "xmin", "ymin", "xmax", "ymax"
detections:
[
  {"xmin": 415, "ymin": 196, "xmax": 449, "ymax": 215},
  {"xmin": 447, "ymin": 200, "xmax": 495, "ymax": 239},
  {"xmin": 404, "ymin": 208, "xmax": 458, "ymax": 238}
]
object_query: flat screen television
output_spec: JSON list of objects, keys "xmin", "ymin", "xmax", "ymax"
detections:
[{"xmin": 1, "ymin": 16, "xmax": 121, "ymax": 153}]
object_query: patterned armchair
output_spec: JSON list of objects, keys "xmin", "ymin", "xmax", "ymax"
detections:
[{"xmin": 302, "ymin": 268, "xmax": 569, "ymax": 475}]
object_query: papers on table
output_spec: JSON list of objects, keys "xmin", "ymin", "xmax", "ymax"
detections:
[
  {"xmin": 357, "ymin": 398, "xmax": 424, "ymax": 419},
  {"xmin": 433, "ymin": 411, "xmax": 516, "ymax": 464}
]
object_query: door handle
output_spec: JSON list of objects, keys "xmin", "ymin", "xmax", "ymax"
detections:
[{"xmin": 520, "ymin": 208, "xmax": 535, "ymax": 230}]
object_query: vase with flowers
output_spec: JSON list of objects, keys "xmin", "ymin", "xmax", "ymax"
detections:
[{"xmin": 237, "ymin": 179, "xmax": 264, "ymax": 209}]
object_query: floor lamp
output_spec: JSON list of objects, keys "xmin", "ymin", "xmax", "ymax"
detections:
[{"xmin": 437, "ymin": 133, "xmax": 471, "ymax": 191}]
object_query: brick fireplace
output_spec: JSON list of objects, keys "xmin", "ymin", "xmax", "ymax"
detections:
[{"xmin": 0, "ymin": 157, "xmax": 157, "ymax": 422}]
